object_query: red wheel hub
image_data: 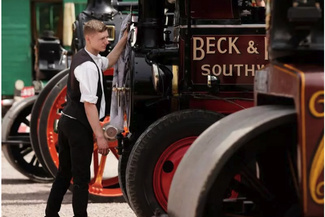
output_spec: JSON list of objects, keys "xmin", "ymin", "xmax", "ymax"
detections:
[
  {"xmin": 46, "ymin": 86, "xmax": 123, "ymax": 197},
  {"xmin": 153, "ymin": 136, "xmax": 240, "ymax": 211}
]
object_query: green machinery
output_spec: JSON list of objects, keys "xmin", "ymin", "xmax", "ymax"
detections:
[{"xmin": 1, "ymin": 0, "xmax": 88, "ymax": 116}]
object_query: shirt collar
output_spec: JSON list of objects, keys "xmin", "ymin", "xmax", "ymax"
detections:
[{"xmin": 84, "ymin": 47, "xmax": 100, "ymax": 60}]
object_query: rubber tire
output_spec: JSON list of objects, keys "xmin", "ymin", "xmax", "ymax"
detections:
[
  {"xmin": 2, "ymin": 96, "xmax": 54, "ymax": 182},
  {"xmin": 167, "ymin": 106, "xmax": 297, "ymax": 217},
  {"xmin": 118, "ymin": 140, "xmax": 134, "ymax": 205},
  {"xmin": 125, "ymin": 109, "xmax": 225, "ymax": 217},
  {"xmin": 201, "ymin": 124, "xmax": 298, "ymax": 216},
  {"xmin": 38, "ymin": 75, "xmax": 68, "ymax": 176},
  {"xmin": 30, "ymin": 68, "xmax": 69, "ymax": 176}
]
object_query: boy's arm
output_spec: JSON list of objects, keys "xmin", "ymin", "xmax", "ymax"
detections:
[
  {"xmin": 105, "ymin": 29, "xmax": 129, "ymax": 69},
  {"xmin": 84, "ymin": 103, "xmax": 104, "ymax": 138},
  {"xmin": 256, "ymin": 0, "xmax": 265, "ymax": 6},
  {"xmin": 84, "ymin": 103, "xmax": 109, "ymax": 155}
]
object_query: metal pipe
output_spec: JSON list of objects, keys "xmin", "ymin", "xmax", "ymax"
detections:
[
  {"xmin": 135, "ymin": 0, "xmax": 165, "ymax": 51},
  {"xmin": 146, "ymin": 48, "xmax": 179, "ymax": 65}
]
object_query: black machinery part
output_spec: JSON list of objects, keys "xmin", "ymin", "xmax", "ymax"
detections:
[{"xmin": 71, "ymin": 0, "xmax": 139, "ymax": 56}]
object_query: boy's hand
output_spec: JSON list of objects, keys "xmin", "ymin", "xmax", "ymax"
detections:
[{"xmin": 97, "ymin": 136, "xmax": 110, "ymax": 155}]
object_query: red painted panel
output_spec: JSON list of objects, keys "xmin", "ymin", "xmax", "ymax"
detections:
[
  {"xmin": 186, "ymin": 0, "xmax": 236, "ymax": 19},
  {"xmin": 301, "ymin": 72, "xmax": 324, "ymax": 216},
  {"xmin": 104, "ymin": 67, "xmax": 114, "ymax": 76},
  {"xmin": 190, "ymin": 98, "xmax": 254, "ymax": 114}
]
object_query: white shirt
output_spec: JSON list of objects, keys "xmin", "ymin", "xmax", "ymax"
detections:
[{"xmin": 74, "ymin": 48, "xmax": 109, "ymax": 119}]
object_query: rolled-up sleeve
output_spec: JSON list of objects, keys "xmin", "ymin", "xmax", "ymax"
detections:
[
  {"xmin": 74, "ymin": 62, "xmax": 99, "ymax": 104},
  {"xmin": 101, "ymin": 56, "xmax": 109, "ymax": 71}
]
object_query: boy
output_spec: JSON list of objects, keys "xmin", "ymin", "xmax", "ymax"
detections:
[{"xmin": 45, "ymin": 19, "xmax": 128, "ymax": 217}]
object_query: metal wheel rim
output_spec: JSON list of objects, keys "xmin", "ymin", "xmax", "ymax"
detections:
[{"xmin": 153, "ymin": 136, "xmax": 240, "ymax": 211}]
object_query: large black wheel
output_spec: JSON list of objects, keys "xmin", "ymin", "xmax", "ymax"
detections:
[
  {"xmin": 167, "ymin": 106, "xmax": 300, "ymax": 217},
  {"xmin": 30, "ymin": 68, "xmax": 69, "ymax": 175},
  {"xmin": 118, "ymin": 139, "xmax": 134, "ymax": 205},
  {"xmin": 37, "ymin": 75, "xmax": 125, "ymax": 203},
  {"xmin": 2, "ymin": 96, "xmax": 53, "ymax": 182},
  {"xmin": 125, "ymin": 109, "xmax": 225, "ymax": 216}
]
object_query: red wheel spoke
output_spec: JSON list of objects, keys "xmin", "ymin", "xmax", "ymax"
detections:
[
  {"xmin": 93, "ymin": 147, "xmax": 99, "ymax": 177},
  {"xmin": 52, "ymin": 134, "xmax": 58, "ymax": 145},
  {"xmin": 92, "ymin": 155, "xmax": 107, "ymax": 188},
  {"xmin": 94, "ymin": 141, "xmax": 98, "ymax": 151},
  {"xmin": 110, "ymin": 147, "xmax": 119, "ymax": 159},
  {"xmin": 108, "ymin": 140, "xmax": 118, "ymax": 148}
]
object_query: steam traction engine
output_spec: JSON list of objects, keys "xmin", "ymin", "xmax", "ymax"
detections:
[
  {"xmin": 5, "ymin": 0, "xmax": 270, "ymax": 210},
  {"xmin": 119, "ymin": 0, "xmax": 268, "ymax": 216},
  {"xmin": 165, "ymin": 0, "xmax": 324, "ymax": 216},
  {"xmin": 20, "ymin": 0, "xmax": 269, "ymax": 211}
]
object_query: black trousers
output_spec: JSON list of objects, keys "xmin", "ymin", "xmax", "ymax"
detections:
[{"xmin": 45, "ymin": 115, "xmax": 94, "ymax": 217}]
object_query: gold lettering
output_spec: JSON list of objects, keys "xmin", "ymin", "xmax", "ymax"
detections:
[
  {"xmin": 224, "ymin": 64, "xmax": 232, "ymax": 76},
  {"xmin": 308, "ymin": 90, "xmax": 324, "ymax": 204},
  {"xmin": 257, "ymin": 64, "xmax": 265, "ymax": 70},
  {"xmin": 229, "ymin": 37, "xmax": 241, "ymax": 54},
  {"xmin": 245, "ymin": 64, "xmax": 255, "ymax": 76},
  {"xmin": 309, "ymin": 91, "xmax": 324, "ymax": 118},
  {"xmin": 212, "ymin": 64, "xmax": 222, "ymax": 76},
  {"xmin": 217, "ymin": 37, "xmax": 227, "ymax": 54},
  {"xmin": 264, "ymin": 37, "xmax": 269, "ymax": 60},
  {"xmin": 199, "ymin": 64, "xmax": 261, "ymax": 77},
  {"xmin": 201, "ymin": 64, "xmax": 210, "ymax": 76},
  {"xmin": 206, "ymin": 37, "xmax": 216, "ymax": 54},
  {"xmin": 309, "ymin": 136, "xmax": 324, "ymax": 204},
  {"xmin": 193, "ymin": 37, "xmax": 205, "ymax": 60},
  {"xmin": 234, "ymin": 64, "xmax": 244, "ymax": 76}
]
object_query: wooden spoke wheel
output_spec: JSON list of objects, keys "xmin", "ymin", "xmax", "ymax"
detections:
[
  {"xmin": 125, "ymin": 109, "xmax": 239, "ymax": 216},
  {"xmin": 2, "ymin": 96, "xmax": 53, "ymax": 182},
  {"xmin": 30, "ymin": 69, "xmax": 69, "ymax": 176},
  {"xmin": 168, "ymin": 106, "xmax": 300, "ymax": 217},
  {"xmin": 37, "ymin": 75, "xmax": 124, "ymax": 202}
]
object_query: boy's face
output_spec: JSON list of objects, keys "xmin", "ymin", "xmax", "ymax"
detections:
[{"xmin": 85, "ymin": 31, "xmax": 109, "ymax": 52}]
